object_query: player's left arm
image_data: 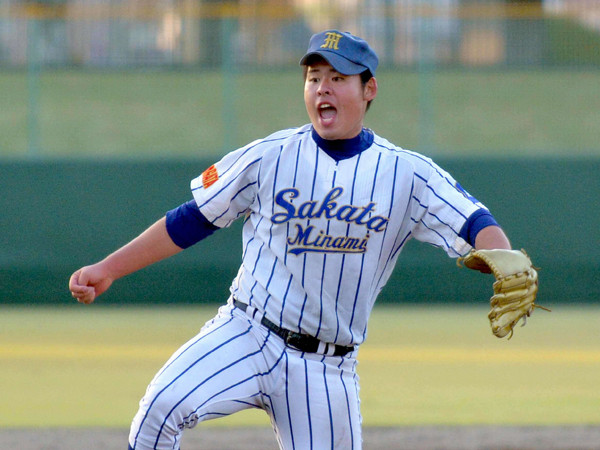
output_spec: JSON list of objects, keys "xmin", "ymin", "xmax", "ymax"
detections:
[{"xmin": 473, "ymin": 225, "xmax": 511, "ymax": 250}]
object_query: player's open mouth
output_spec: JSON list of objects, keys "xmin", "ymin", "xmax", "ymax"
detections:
[{"xmin": 318, "ymin": 103, "xmax": 337, "ymax": 123}]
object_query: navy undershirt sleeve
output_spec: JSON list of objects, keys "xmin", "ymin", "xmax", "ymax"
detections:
[
  {"xmin": 165, "ymin": 200, "xmax": 220, "ymax": 249},
  {"xmin": 459, "ymin": 209, "xmax": 500, "ymax": 247}
]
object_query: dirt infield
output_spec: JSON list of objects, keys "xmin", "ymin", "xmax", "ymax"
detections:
[{"xmin": 4, "ymin": 426, "xmax": 600, "ymax": 449}]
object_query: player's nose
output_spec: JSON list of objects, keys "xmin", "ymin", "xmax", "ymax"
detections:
[{"xmin": 317, "ymin": 79, "xmax": 331, "ymax": 96}]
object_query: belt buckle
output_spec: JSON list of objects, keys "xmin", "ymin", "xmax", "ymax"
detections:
[{"xmin": 285, "ymin": 332, "xmax": 306, "ymax": 351}]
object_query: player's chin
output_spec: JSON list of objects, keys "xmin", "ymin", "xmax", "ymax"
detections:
[{"xmin": 313, "ymin": 123, "xmax": 341, "ymax": 140}]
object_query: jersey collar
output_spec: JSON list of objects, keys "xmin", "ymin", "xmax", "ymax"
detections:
[{"xmin": 311, "ymin": 127, "xmax": 374, "ymax": 161}]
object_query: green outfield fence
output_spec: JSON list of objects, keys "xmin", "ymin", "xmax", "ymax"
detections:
[
  {"xmin": 1, "ymin": 0, "xmax": 600, "ymax": 157},
  {"xmin": 1, "ymin": 157, "xmax": 598, "ymax": 306}
]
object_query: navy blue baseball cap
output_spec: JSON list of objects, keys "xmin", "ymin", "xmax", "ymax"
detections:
[{"xmin": 300, "ymin": 30, "xmax": 378, "ymax": 77}]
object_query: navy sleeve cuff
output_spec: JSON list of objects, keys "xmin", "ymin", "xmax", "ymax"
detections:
[
  {"xmin": 166, "ymin": 200, "xmax": 219, "ymax": 249},
  {"xmin": 459, "ymin": 209, "xmax": 499, "ymax": 247}
]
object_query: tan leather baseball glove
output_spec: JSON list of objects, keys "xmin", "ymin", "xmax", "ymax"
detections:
[{"xmin": 458, "ymin": 249, "xmax": 549, "ymax": 339}]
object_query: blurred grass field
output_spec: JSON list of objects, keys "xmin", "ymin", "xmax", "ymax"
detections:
[
  {"xmin": 3, "ymin": 69, "xmax": 600, "ymax": 159},
  {"xmin": 1, "ymin": 305, "xmax": 598, "ymax": 429}
]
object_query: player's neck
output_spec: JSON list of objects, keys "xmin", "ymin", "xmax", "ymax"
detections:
[{"xmin": 311, "ymin": 127, "xmax": 374, "ymax": 161}]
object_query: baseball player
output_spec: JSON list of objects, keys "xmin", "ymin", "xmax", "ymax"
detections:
[{"xmin": 69, "ymin": 30, "xmax": 535, "ymax": 449}]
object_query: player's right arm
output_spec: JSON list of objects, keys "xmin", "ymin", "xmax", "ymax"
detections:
[{"xmin": 69, "ymin": 216, "xmax": 182, "ymax": 304}]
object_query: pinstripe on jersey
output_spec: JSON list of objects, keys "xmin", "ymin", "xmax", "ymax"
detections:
[{"xmin": 191, "ymin": 124, "xmax": 484, "ymax": 347}]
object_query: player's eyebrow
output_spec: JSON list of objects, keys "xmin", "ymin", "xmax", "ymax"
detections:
[{"xmin": 307, "ymin": 66, "xmax": 342, "ymax": 76}]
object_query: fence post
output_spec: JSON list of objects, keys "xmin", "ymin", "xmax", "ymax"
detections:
[
  {"xmin": 417, "ymin": 15, "xmax": 435, "ymax": 154},
  {"xmin": 27, "ymin": 17, "xmax": 42, "ymax": 157},
  {"xmin": 221, "ymin": 15, "xmax": 238, "ymax": 153}
]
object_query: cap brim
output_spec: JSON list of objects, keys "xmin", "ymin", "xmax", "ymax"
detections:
[{"xmin": 299, "ymin": 50, "xmax": 367, "ymax": 76}]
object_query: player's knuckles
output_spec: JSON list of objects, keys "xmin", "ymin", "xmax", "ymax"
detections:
[
  {"xmin": 71, "ymin": 286, "xmax": 95, "ymax": 304},
  {"xmin": 68, "ymin": 271, "xmax": 82, "ymax": 289},
  {"xmin": 78, "ymin": 294, "xmax": 94, "ymax": 304},
  {"xmin": 73, "ymin": 270, "xmax": 90, "ymax": 287}
]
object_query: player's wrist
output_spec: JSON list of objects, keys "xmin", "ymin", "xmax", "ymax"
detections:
[{"xmin": 95, "ymin": 257, "xmax": 123, "ymax": 282}]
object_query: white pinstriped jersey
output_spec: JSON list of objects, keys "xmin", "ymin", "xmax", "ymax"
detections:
[{"xmin": 191, "ymin": 124, "xmax": 485, "ymax": 347}]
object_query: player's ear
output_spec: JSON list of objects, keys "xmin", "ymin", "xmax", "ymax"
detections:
[{"xmin": 364, "ymin": 77, "xmax": 377, "ymax": 102}]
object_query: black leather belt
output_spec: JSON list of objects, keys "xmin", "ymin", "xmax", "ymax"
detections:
[{"xmin": 233, "ymin": 299, "xmax": 354, "ymax": 357}]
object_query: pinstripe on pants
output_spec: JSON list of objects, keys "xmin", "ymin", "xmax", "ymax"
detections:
[{"xmin": 128, "ymin": 303, "xmax": 361, "ymax": 450}]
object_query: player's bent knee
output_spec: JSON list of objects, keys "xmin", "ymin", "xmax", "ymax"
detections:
[{"xmin": 129, "ymin": 395, "xmax": 189, "ymax": 449}]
